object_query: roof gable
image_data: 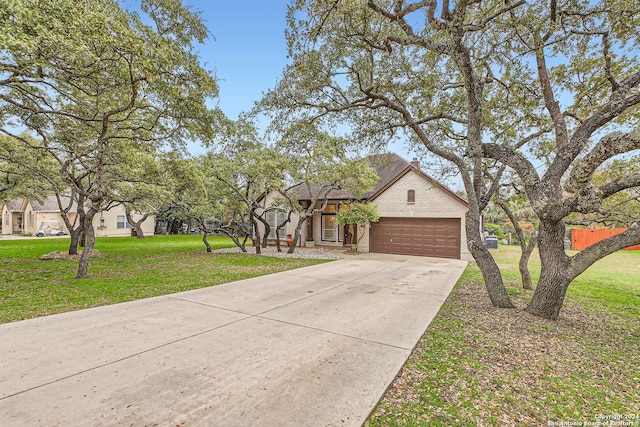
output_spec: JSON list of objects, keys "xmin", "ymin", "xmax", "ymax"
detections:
[
  {"xmin": 3, "ymin": 194, "xmax": 78, "ymax": 213},
  {"xmin": 364, "ymin": 153, "xmax": 412, "ymax": 198},
  {"xmin": 30, "ymin": 194, "xmax": 77, "ymax": 212},
  {"xmin": 6, "ymin": 198, "xmax": 27, "ymax": 211},
  {"xmin": 368, "ymin": 165, "xmax": 469, "ymax": 208}
]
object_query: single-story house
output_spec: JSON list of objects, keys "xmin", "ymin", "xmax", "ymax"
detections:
[
  {"xmin": 260, "ymin": 153, "xmax": 471, "ymax": 260},
  {"xmin": 1, "ymin": 195, "xmax": 155, "ymax": 237}
]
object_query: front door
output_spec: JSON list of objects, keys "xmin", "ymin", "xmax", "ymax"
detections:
[{"xmin": 12, "ymin": 213, "xmax": 23, "ymax": 234}]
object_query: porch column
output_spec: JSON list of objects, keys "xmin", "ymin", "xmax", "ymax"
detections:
[{"xmin": 306, "ymin": 215, "xmax": 314, "ymax": 241}]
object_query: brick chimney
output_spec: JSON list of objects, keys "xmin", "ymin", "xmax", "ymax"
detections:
[{"xmin": 410, "ymin": 158, "xmax": 420, "ymax": 169}]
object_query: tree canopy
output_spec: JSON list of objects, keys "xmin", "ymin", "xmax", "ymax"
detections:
[{"xmin": 276, "ymin": 123, "xmax": 379, "ymax": 253}]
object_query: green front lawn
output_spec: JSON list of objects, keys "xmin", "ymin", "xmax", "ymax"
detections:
[
  {"xmin": 0, "ymin": 235, "xmax": 328, "ymax": 323},
  {"xmin": 367, "ymin": 245, "xmax": 640, "ymax": 426}
]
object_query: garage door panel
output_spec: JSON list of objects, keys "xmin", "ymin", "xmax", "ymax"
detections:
[{"xmin": 370, "ymin": 218, "xmax": 461, "ymax": 259}]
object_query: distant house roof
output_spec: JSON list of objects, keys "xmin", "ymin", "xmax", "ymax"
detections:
[
  {"xmin": 5, "ymin": 198, "xmax": 27, "ymax": 211},
  {"xmin": 289, "ymin": 152, "xmax": 468, "ymax": 207},
  {"xmin": 2, "ymin": 194, "xmax": 78, "ymax": 213},
  {"xmin": 30, "ymin": 194, "xmax": 78, "ymax": 213}
]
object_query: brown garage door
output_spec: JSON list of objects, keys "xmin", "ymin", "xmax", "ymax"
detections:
[{"xmin": 370, "ymin": 217, "xmax": 461, "ymax": 259}]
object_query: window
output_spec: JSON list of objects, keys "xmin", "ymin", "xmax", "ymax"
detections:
[
  {"xmin": 321, "ymin": 204, "xmax": 339, "ymax": 241},
  {"xmin": 266, "ymin": 210, "xmax": 287, "ymax": 239},
  {"xmin": 407, "ymin": 189, "xmax": 415, "ymax": 204},
  {"xmin": 322, "ymin": 214, "xmax": 336, "ymax": 241},
  {"xmin": 117, "ymin": 215, "xmax": 130, "ymax": 229}
]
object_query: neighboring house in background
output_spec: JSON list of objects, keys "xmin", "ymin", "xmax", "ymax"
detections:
[
  {"xmin": 1, "ymin": 195, "xmax": 155, "ymax": 237},
  {"xmin": 1, "ymin": 199, "xmax": 32, "ymax": 236},
  {"xmin": 260, "ymin": 153, "xmax": 471, "ymax": 260}
]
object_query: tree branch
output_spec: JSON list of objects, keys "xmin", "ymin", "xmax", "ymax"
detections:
[
  {"xmin": 565, "ymin": 131, "xmax": 640, "ymax": 193},
  {"xmin": 482, "ymin": 143, "xmax": 540, "ymax": 189}
]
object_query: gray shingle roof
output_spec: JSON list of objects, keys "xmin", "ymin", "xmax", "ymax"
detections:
[
  {"xmin": 286, "ymin": 153, "xmax": 468, "ymax": 208},
  {"xmin": 289, "ymin": 153, "xmax": 412, "ymax": 201},
  {"xmin": 30, "ymin": 194, "xmax": 77, "ymax": 212},
  {"xmin": 6, "ymin": 198, "xmax": 26, "ymax": 211}
]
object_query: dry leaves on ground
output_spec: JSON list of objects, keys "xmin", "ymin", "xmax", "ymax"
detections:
[
  {"xmin": 39, "ymin": 250, "xmax": 101, "ymax": 260},
  {"xmin": 368, "ymin": 280, "xmax": 640, "ymax": 426}
]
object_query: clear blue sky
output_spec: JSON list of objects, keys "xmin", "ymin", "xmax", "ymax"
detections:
[{"xmin": 195, "ymin": 2, "xmax": 290, "ymax": 119}]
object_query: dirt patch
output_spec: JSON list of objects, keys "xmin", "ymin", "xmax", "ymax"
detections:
[{"xmin": 39, "ymin": 250, "xmax": 101, "ymax": 260}]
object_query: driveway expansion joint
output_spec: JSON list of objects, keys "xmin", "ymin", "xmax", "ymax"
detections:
[{"xmin": 254, "ymin": 314, "xmax": 414, "ymax": 352}]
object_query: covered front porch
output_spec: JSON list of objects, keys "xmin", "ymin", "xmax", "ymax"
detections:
[
  {"xmin": 305, "ymin": 202, "xmax": 358, "ymax": 249},
  {"xmin": 263, "ymin": 201, "xmax": 360, "ymax": 250}
]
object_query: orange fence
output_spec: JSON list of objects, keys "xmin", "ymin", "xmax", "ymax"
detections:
[{"xmin": 571, "ymin": 228, "xmax": 640, "ymax": 251}]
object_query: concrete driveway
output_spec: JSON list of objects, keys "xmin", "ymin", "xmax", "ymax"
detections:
[{"xmin": 0, "ymin": 253, "xmax": 466, "ymax": 427}]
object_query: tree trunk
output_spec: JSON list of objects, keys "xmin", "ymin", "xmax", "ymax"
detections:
[
  {"xmin": 76, "ymin": 213, "xmax": 96, "ymax": 279},
  {"xmin": 69, "ymin": 206, "xmax": 87, "ymax": 254},
  {"xmin": 251, "ymin": 218, "xmax": 262, "ymax": 255},
  {"xmin": 134, "ymin": 223, "xmax": 144, "ymax": 239},
  {"xmin": 169, "ymin": 220, "xmax": 180, "ymax": 234},
  {"xmin": 275, "ymin": 212, "xmax": 292, "ymax": 253},
  {"xmin": 254, "ymin": 234, "xmax": 261, "ymax": 254},
  {"xmin": 497, "ymin": 200, "xmax": 536, "ymax": 290},
  {"xmin": 252, "ymin": 212, "xmax": 273, "ymax": 254},
  {"xmin": 202, "ymin": 231, "xmax": 211, "ymax": 253},
  {"xmin": 262, "ymin": 222, "xmax": 270, "ymax": 248},
  {"xmin": 519, "ymin": 237, "xmax": 536, "ymax": 290},
  {"xmin": 526, "ymin": 220, "xmax": 571, "ymax": 320},
  {"xmin": 126, "ymin": 210, "xmax": 148, "ymax": 240},
  {"xmin": 466, "ymin": 213, "xmax": 514, "ymax": 308},
  {"xmin": 240, "ymin": 235, "xmax": 248, "ymax": 252},
  {"xmin": 287, "ymin": 215, "xmax": 308, "ymax": 254},
  {"xmin": 68, "ymin": 227, "xmax": 83, "ymax": 255},
  {"xmin": 56, "ymin": 190, "xmax": 83, "ymax": 255},
  {"xmin": 223, "ymin": 231, "xmax": 247, "ymax": 252}
]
